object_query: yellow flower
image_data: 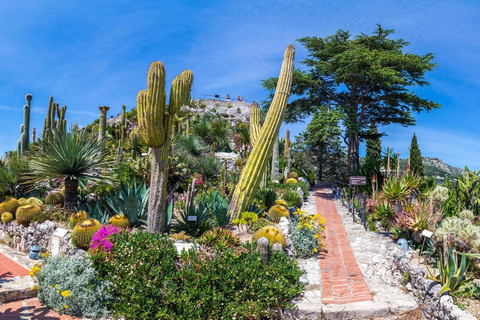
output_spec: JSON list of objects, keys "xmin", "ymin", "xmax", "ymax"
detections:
[
  {"xmin": 61, "ymin": 290, "xmax": 71, "ymax": 298},
  {"xmin": 314, "ymin": 248, "xmax": 318, "ymax": 253},
  {"xmin": 55, "ymin": 284, "xmax": 58, "ymax": 288},
  {"xmin": 57, "ymin": 290, "xmax": 60, "ymax": 293},
  {"xmin": 64, "ymin": 305, "xmax": 69, "ymax": 309},
  {"xmin": 29, "ymin": 264, "xmax": 41, "ymax": 277},
  {"xmin": 314, "ymin": 234, "xmax": 319, "ymax": 239}
]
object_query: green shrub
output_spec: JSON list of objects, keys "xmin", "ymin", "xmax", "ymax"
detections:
[
  {"xmin": 36, "ymin": 255, "xmax": 112, "ymax": 318},
  {"xmin": 283, "ymin": 190, "xmax": 303, "ymax": 208},
  {"xmin": 94, "ymin": 232, "xmax": 304, "ymax": 319},
  {"xmin": 290, "ymin": 212, "xmax": 322, "ymax": 258}
]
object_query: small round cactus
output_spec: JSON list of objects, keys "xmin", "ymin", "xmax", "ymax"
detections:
[
  {"xmin": 72, "ymin": 218, "xmax": 101, "ymax": 250},
  {"xmin": 69, "ymin": 210, "xmax": 88, "ymax": 229},
  {"xmin": 16, "ymin": 205, "xmax": 42, "ymax": 226},
  {"xmin": 286, "ymin": 178, "xmax": 298, "ymax": 185},
  {"xmin": 252, "ymin": 226, "xmax": 286, "ymax": 249},
  {"xmin": 17, "ymin": 198, "xmax": 29, "ymax": 206},
  {"xmin": 1, "ymin": 212, "xmax": 14, "ymax": 224},
  {"xmin": 268, "ymin": 205, "xmax": 289, "ymax": 223},
  {"xmin": 108, "ymin": 214, "xmax": 131, "ymax": 229},
  {"xmin": 27, "ymin": 197, "xmax": 43, "ymax": 208},
  {"xmin": 45, "ymin": 192, "xmax": 65, "ymax": 206},
  {"xmin": 0, "ymin": 198, "xmax": 20, "ymax": 216},
  {"xmin": 251, "ymin": 217, "xmax": 275, "ymax": 232},
  {"xmin": 288, "ymin": 172, "xmax": 299, "ymax": 179},
  {"xmin": 275, "ymin": 199, "xmax": 287, "ymax": 207}
]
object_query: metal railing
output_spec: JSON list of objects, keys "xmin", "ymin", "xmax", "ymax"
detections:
[
  {"xmin": 331, "ymin": 179, "xmax": 368, "ymax": 231},
  {"xmin": 196, "ymin": 94, "xmax": 256, "ymax": 104}
]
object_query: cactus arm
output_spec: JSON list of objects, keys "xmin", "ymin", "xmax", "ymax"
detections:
[
  {"xmin": 249, "ymin": 102, "xmax": 262, "ymax": 147},
  {"xmin": 228, "ymin": 45, "xmax": 295, "ymax": 219}
]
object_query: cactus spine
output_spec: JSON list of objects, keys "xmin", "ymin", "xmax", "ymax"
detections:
[
  {"xmin": 228, "ymin": 45, "xmax": 295, "ymax": 219},
  {"xmin": 98, "ymin": 106, "xmax": 110, "ymax": 146},
  {"xmin": 137, "ymin": 61, "xmax": 193, "ymax": 233}
]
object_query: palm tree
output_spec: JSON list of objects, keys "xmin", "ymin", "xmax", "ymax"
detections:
[{"xmin": 25, "ymin": 127, "xmax": 114, "ymax": 211}]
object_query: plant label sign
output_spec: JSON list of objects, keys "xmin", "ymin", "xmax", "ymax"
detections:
[
  {"xmin": 349, "ymin": 176, "xmax": 366, "ymax": 186},
  {"xmin": 187, "ymin": 216, "xmax": 197, "ymax": 222},
  {"xmin": 421, "ymin": 230, "xmax": 433, "ymax": 238}
]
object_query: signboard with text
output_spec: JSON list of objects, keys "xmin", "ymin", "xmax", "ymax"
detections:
[{"xmin": 349, "ymin": 176, "xmax": 367, "ymax": 186}]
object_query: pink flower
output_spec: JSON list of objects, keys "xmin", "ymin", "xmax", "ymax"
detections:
[{"xmin": 89, "ymin": 225, "xmax": 123, "ymax": 255}]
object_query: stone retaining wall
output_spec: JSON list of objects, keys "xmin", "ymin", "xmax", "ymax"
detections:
[{"xmin": 393, "ymin": 251, "xmax": 476, "ymax": 320}]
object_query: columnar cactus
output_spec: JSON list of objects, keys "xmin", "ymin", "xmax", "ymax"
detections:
[
  {"xmin": 121, "ymin": 105, "xmax": 127, "ymax": 140},
  {"xmin": 57, "ymin": 105, "xmax": 67, "ymax": 134},
  {"xmin": 249, "ymin": 102, "xmax": 262, "ymax": 147},
  {"xmin": 17, "ymin": 94, "xmax": 32, "ymax": 156},
  {"xmin": 130, "ymin": 132, "xmax": 138, "ymax": 159},
  {"xmin": 284, "ymin": 129, "xmax": 292, "ymax": 177},
  {"xmin": 271, "ymin": 137, "xmax": 280, "ymax": 182},
  {"xmin": 42, "ymin": 96, "xmax": 66, "ymax": 141},
  {"xmin": 32, "ymin": 128, "xmax": 36, "ymax": 143},
  {"xmin": 137, "ymin": 61, "xmax": 193, "ymax": 233},
  {"xmin": 98, "ymin": 106, "xmax": 110, "ymax": 145},
  {"xmin": 228, "ymin": 45, "xmax": 295, "ymax": 219}
]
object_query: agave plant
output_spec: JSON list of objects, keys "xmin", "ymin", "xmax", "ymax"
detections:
[
  {"xmin": 197, "ymin": 190, "xmax": 230, "ymax": 227},
  {"xmin": 86, "ymin": 200, "xmax": 110, "ymax": 224},
  {"xmin": 382, "ymin": 177, "xmax": 413, "ymax": 202},
  {"xmin": 374, "ymin": 201, "xmax": 395, "ymax": 220},
  {"xmin": 105, "ymin": 181, "xmax": 150, "ymax": 226},
  {"xmin": 174, "ymin": 135, "xmax": 206, "ymax": 158},
  {"xmin": 25, "ymin": 127, "xmax": 114, "ymax": 211},
  {"xmin": 426, "ymin": 246, "xmax": 471, "ymax": 295}
]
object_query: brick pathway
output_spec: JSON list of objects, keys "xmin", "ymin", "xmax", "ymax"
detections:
[
  {"xmin": 0, "ymin": 253, "xmax": 29, "ymax": 279},
  {"xmin": 316, "ymin": 187, "xmax": 373, "ymax": 304}
]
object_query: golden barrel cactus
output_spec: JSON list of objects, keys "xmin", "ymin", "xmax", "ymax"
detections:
[
  {"xmin": 1, "ymin": 212, "xmax": 14, "ymax": 224},
  {"xmin": 288, "ymin": 172, "xmax": 299, "ymax": 179},
  {"xmin": 252, "ymin": 226, "xmax": 286, "ymax": 249},
  {"xmin": 286, "ymin": 178, "xmax": 298, "ymax": 185},
  {"xmin": 27, "ymin": 197, "xmax": 44, "ymax": 208},
  {"xmin": 16, "ymin": 205, "xmax": 42, "ymax": 226},
  {"xmin": 275, "ymin": 199, "xmax": 287, "ymax": 207},
  {"xmin": 69, "ymin": 210, "xmax": 88, "ymax": 229},
  {"xmin": 45, "ymin": 192, "xmax": 65, "ymax": 206},
  {"xmin": 72, "ymin": 218, "xmax": 101, "ymax": 250},
  {"xmin": 108, "ymin": 214, "xmax": 131, "ymax": 229},
  {"xmin": 268, "ymin": 205, "xmax": 290, "ymax": 223},
  {"xmin": 0, "ymin": 198, "xmax": 20, "ymax": 216}
]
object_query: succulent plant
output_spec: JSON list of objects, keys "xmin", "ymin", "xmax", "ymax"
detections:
[
  {"xmin": 45, "ymin": 192, "xmax": 65, "ymax": 206},
  {"xmin": 268, "ymin": 205, "xmax": 290, "ymax": 223},
  {"xmin": 1, "ymin": 212, "xmax": 13, "ymax": 224},
  {"xmin": 251, "ymin": 217, "xmax": 275, "ymax": 232},
  {"xmin": 98, "ymin": 106, "xmax": 110, "ymax": 147},
  {"xmin": 108, "ymin": 214, "xmax": 131, "ymax": 229},
  {"xmin": 252, "ymin": 226, "xmax": 286, "ymax": 249},
  {"xmin": 249, "ymin": 102, "xmax": 262, "ymax": 147},
  {"xmin": 137, "ymin": 61, "xmax": 193, "ymax": 233},
  {"xmin": 17, "ymin": 198, "xmax": 29, "ymax": 206},
  {"xmin": 227, "ymin": 45, "xmax": 295, "ymax": 219},
  {"xmin": 288, "ymin": 172, "xmax": 299, "ymax": 179},
  {"xmin": 0, "ymin": 198, "xmax": 20, "ymax": 216},
  {"xmin": 286, "ymin": 178, "xmax": 298, "ymax": 185},
  {"xmin": 198, "ymin": 227, "xmax": 240, "ymax": 248},
  {"xmin": 71, "ymin": 218, "xmax": 101, "ymax": 250},
  {"xmin": 69, "ymin": 211, "xmax": 88, "ymax": 229},
  {"xmin": 16, "ymin": 205, "xmax": 42, "ymax": 226},
  {"xmin": 283, "ymin": 190, "xmax": 303, "ymax": 208},
  {"xmin": 27, "ymin": 197, "xmax": 44, "ymax": 208},
  {"xmin": 169, "ymin": 231, "xmax": 191, "ymax": 241},
  {"xmin": 275, "ymin": 199, "xmax": 287, "ymax": 207}
]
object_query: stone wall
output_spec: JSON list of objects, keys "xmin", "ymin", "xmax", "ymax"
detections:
[
  {"xmin": 393, "ymin": 251, "xmax": 476, "ymax": 320},
  {"xmin": 182, "ymin": 99, "xmax": 253, "ymax": 126}
]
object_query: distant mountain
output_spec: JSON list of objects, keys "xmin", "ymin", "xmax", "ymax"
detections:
[{"xmin": 398, "ymin": 156, "xmax": 464, "ymax": 180}]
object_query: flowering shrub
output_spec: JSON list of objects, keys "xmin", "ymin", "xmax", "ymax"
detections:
[
  {"xmin": 94, "ymin": 231, "xmax": 304, "ymax": 319},
  {"xmin": 290, "ymin": 209, "xmax": 326, "ymax": 258},
  {"xmin": 34, "ymin": 255, "xmax": 112, "ymax": 318},
  {"xmin": 89, "ymin": 224, "xmax": 124, "ymax": 256}
]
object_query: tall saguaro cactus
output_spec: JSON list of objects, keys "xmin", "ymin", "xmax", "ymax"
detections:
[
  {"xmin": 284, "ymin": 129, "xmax": 292, "ymax": 177},
  {"xmin": 271, "ymin": 137, "xmax": 280, "ymax": 182},
  {"xmin": 121, "ymin": 105, "xmax": 127, "ymax": 140},
  {"xmin": 228, "ymin": 45, "xmax": 295, "ymax": 219},
  {"xmin": 98, "ymin": 106, "xmax": 110, "ymax": 145},
  {"xmin": 42, "ymin": 96, "xmax": 66, "ymax": 141},
  {"xmin": 18, "ymin": 94, "xmax": 32, "ymax": 156},
  {"xmin": 137, "ymin": 61, "xmax": 193, "ymax": 234}
]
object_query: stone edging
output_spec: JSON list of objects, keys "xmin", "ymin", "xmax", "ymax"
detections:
[{"xmin": 393, "ymin": 250, "xmax": 476, "ymax": 320}]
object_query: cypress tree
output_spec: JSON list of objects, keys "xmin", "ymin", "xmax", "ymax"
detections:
[
  {"xmin": 365, "ymin": 122, "xmax": 382, "ymax": 161},
  {"xmin": 410, "ymin": 133, "xmax": 424, "ymax": 176}
]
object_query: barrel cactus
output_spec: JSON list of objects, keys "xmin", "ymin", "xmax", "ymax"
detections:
[
  {"xmin": 69, "ymin": 211, "xmax": 88, "ymax": 229},
  {"xmin": 268, "ymin": 205, "xmax": 290, "ymax": 223},
  {"xmin": 198, "ymin": 227, "xmax": 240, "ymax": 248},
  {"xmin": 108, "ymin": 214, "xmax": 131, "ymax": 229},
  {"xmin": 288, "ymin": 172, "xmax": 299, "ymax": 179},
  {"xmin": 72, "ymin": 218, "xmax": 101, "ymax": 250},
  {"xmin": 0, "ymin": 198, "xmax": 20, "ymax": 216},
  {"xmin": 27, "ymin": 197, "xmax": 43, "ymax": 208},
  {"xmin": 275, "ymin": 199, "xmax": 288, "ymax": 207},
  {"xmin": 251, "ymin": 218, "xmax": 275, "ymax": 232},
  {"xmin": 17, "ymin": 198, "xmax": 29, "ymax": 206},
  {"xmin": 252, "ymin": 226, "xmax": 286, "ymax": 249},
  {"xmin": 1, "ymin": 212, "xmax": 14, "ymax": 224},
  {"xmin": 45, "ymin": 192, "xmax": 65, "ymax": 206},
  {"xmin": 227, "ymin": 45, "xmax": 295, "ymax": 219},
  {"xmin": 286, "ymin": 178, "xmax": 298, "ymax": 185},
  {"xmin": 137, "ymin": 61, "xmax": 193, "ymax": 233},
  {"xmin": 16, "ymin": 205, "xmax": 42, "ymax": 226}
]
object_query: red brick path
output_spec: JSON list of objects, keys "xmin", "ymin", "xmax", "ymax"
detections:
[
  {"xmin": 0, "ymin": 253, "xmax": 29, "ymax": 279},
  {"xmin": 1, "ymin": 298, "xmax": 79, "ymax": 319},
  {"xmin": 316, "ymin": 187, "xmax": 373, "ymax": 304}
]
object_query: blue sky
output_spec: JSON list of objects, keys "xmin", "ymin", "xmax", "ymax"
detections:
[{"xmin": 0, "ymin": 1, "xmax": 479, "ymax": 169}]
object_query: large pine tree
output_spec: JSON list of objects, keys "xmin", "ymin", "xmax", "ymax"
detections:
[
  {"xmin": 410, "ymin": 133, "xmax": 424, "ymax": 176},
  {"xmin": 365, "ymin": 122, "xmax": 382, "ymax": 161}
]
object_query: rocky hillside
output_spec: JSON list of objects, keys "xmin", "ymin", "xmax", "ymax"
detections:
[{"xmin": 398, "ymin": 156, "xmax": 464, "ymax": 180}]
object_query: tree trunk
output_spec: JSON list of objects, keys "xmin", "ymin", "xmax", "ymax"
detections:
[
  {"xmin": 64, "ymin": 177, "xmax": 78, "ymax": 212},
  {"xmin": 347, "ymin": 133, "xmax": 360, "ymax": 176},
  {"xmin": 146, "ymin": 144, "xmax": 170, "ymax": 234}
]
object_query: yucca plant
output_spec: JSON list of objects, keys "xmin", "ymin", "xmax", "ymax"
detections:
[
  {"xmin": 105, "ymin": 181, "xmax": 150, "ymax": 226},
  {"xmin": 25, "ymin": 127, "xmax": 114, "ymax": 211},
  {"xmin": 426, "ymin": 246, "xmax": 471, "ymax": 295},
  {"xmin": 174, "ymin": 135, "xmax": 205, "ymax": 158}
]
